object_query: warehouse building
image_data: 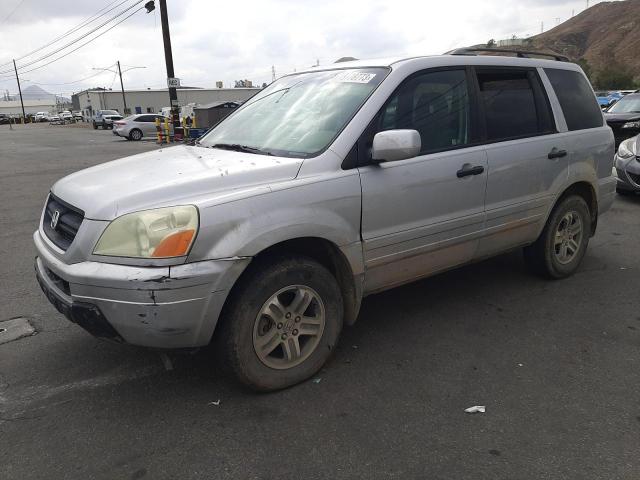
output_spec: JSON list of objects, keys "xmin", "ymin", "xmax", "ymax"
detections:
[{"xmin": 71, "ymin": 87, "xmax": 261, "ymax": 119}]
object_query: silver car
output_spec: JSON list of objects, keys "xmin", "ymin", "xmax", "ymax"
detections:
[
  {"xmin": 113, "ymin": 114, "xmax": 170, "ymax": 141},
  {"xmin": 614, "ymin": 135, "xmax": 640, "ymax": 194},
  {"xmin": 34, "ymin": 51, "xmax": 616, "ymax": 391}
]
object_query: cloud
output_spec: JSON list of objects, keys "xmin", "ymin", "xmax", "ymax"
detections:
[{"xmin": 0, "ymin": 0, "xmax": 623, "ymax": 95}]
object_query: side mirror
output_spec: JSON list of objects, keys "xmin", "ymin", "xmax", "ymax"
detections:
[{"xmin": 371, "ymin": 129, "xmax": 421, "ymax": 163}]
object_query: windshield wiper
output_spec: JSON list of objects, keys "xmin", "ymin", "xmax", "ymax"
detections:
[{"xmin": 210, "ymin": 143, "xmax": 273, "ymax": 156}]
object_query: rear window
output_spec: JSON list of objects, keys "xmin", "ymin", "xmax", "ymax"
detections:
[
  {"xmin": 544, "ymin": 68, "xmax": 603, "ymax": 131},
  {"xmin": 476, "ymin": 69, "xmax": 554, "ymax": 142}
]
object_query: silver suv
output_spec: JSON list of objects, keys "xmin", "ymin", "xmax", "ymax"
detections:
[{"xmin": 34, "ymin": 51, "xmax": 616, "ymax": 391}]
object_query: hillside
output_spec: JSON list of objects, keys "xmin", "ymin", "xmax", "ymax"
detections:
[{"xmin": 531, "ymin": 0, "xmax": 640, "ymax": 85}]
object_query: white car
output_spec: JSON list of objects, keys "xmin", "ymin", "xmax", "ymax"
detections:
[
  {"xmin": 35, "ymin": 112, "xmax": 49, "ymax": 122},
  {"xmin": 60, "ymin": 111, "xmax": 73, "ymax": 122}
]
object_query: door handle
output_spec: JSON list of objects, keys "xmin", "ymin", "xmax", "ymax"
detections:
[
  {"xmin": 457, "ymin": 164, "xmax": 485, "ymax": 178},
  {"xmin": 548, "ymin": 148, "xmax": 568, "ymax": 159}
]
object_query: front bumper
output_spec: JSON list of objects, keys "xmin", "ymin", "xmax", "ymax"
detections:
[
  {"xmin": 614, "ymin": 154, "xmax": 640, "ymax": 192},
  {"xmin": 34, "ymin": 230, "xmax": 250, "ymax": 348}
]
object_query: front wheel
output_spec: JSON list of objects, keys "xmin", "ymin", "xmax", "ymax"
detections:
[
  {"xmin": 129, "ymin": 128, "xmax": 142, "ymax": 141},
  {"xmin": 219, "ymin": 256, "xmax": 343, "ymax": 391},
  {"xmin": 524, "ymin": 195, "xmax": 591, "ymax": 279}
]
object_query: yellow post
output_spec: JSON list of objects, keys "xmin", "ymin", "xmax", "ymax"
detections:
[
  {"xmin": 192, "ymin": 113, "xmax": 196, "ymax": 128},
  {"xmin": 155, "ymin": 117, "xmax": 162, "ymax": 144},
  {"xmin": 164, "ymin": 118, "xmax": 170, "ymax": 143}
]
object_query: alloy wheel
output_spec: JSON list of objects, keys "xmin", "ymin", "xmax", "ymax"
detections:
[{"xmin": 252, "ymin": 285, "xmax": 325, "ymax": 370}]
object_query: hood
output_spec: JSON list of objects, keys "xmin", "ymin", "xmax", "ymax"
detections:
[
  {"xmin": 52, "ymin": 145, "xmax": 303, "ymax": 220},
  {"xmin": 605, "ymin": 112, "xmax": 640, "ymax": 123}
]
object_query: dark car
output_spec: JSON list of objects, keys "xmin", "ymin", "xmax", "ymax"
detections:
[
  {"xmin": 604, "ymin": 92, "xmax": 640, "ymax": 148},
  {"xmin": 0, "ymin": 114, "xmax": 10, "ymax": 125}
]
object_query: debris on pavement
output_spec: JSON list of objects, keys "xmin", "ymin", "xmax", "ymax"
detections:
[
  {"xmin": 312, "ymin": 378, "xmax": 322, "ymax": 384},
  {"xmin": 464, "ymin": 405, "xmax": 486, "ymax": 414},
  {"xmin": 208, "ymin": 400, "xmax": 221, "ymax": 406},
  {"xmin": 0, "ymin": 317, "xmax": 36, "ymax": 345},
  {"xmin": 159, "ymin": 353, "xmax": 174, "ymax": 371}
]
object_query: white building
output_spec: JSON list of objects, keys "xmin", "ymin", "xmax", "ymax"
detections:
[
  {"xmin": 72, "ymin": 87, "xmax": 261, "ymax": 118},
  {"xmin": 0, "ymin": 99, "xmax": 58, "ymax": 116}
]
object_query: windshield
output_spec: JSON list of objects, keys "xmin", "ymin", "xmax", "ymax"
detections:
[
  {"xmin": 199, "ymin": 67, "xmax": 388, "ymax": 157},
  {"xmin": 607, "ymin": 96, "xmax": 640, "ymax": 114},
  {"xmin": 102, "ymin": 110, "xmax": 119, "ymax": 115}
]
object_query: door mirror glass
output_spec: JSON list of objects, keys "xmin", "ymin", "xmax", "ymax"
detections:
[{"xmin": 372, "ymin": 129, "xmax": 421, "ymax": 162}]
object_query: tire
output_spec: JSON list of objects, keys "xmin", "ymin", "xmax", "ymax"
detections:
[
  {"xmin": 129, "ymin": 129, "xmax": 143, "ymax": 141},
  {"xmin": 523, "ymin": 195, "xmax": 591, "ymax": 279},
  {"xmin": 218, "ymin": 255, "xmax": 343, "ymax": 391},
  {"xmin": 92, "ymin": 122, "xmax": 98, "ymax": 130}
]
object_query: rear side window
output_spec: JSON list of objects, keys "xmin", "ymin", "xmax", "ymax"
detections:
[
  {"xmin": 544, "ymin": 68, "xmax": 603, "ymax": 131},
  {"xmin": 476, "ymin": 69, "xmax": 554, "ymax": 142}
]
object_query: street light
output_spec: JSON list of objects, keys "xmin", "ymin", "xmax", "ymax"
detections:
[{"xmin": 92, "ymin": 62, "xmax": 145, "ymax": 114}]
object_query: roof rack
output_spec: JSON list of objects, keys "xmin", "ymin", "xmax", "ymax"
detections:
[{"xmin": 444, "ymin": 47, "xmax": 569, "ymax": 62}]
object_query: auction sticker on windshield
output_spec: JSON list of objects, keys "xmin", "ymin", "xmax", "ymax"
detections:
[{"xmin": 333, "ymin": 71, "xmax": 377, "ymax": 83}]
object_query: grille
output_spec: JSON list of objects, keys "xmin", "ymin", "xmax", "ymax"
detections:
[
  {"xmin": 628, "ymin": 172, "xmax": 640, "ymax": 185},
  {"xmin": 42, "ymin": 194, "xmax": 84, "ymax": 251}
]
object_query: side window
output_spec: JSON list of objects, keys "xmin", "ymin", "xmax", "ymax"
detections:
[
  {"xmin": 378, "ymin": 69, "xmax": 471, "ymax": 154},
  {"xmin": 136, "ymin": 115, "xmax": 153, "ymax": 122},
  {"xmin": 476, "ymin": 69, "xmax": 554, "ymax": 142},
  {"xmin": 544, "ymin": 68, "xmax": 603, "ymax": 131}
]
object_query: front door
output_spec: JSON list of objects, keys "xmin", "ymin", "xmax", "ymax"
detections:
[{"xmin": 358, "ymin": 68, "xmax": 488, "ymax": 293}]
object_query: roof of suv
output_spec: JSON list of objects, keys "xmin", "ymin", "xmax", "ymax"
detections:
[{"xmin": 296, "ymin": 54, "xmax": 582, "ymax": 75}]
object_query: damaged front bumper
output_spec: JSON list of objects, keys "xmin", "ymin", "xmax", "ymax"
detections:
[{"xmin": 34, "ymin": 230, "xmax": 249, "ymax": 348}]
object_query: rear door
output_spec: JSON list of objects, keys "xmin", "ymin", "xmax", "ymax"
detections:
[
  {"xmin": 474, "ymin": 67, "xmax": 568, "ymax": 258},
  {"xmin": 135, "ymin": 115, "xmax": 157, "ymax": 135},
  {"xmin": 358, "ymin": 68, "xmax": 488, "ymax": 293}
]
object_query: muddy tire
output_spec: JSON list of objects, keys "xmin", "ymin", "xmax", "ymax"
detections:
[
  {"xmin": 524, "ymin": 195, "xmax": 591, "ymax": 279},
  {"xmin": 218, "ymin": 255, "xmax": 343, "ymax": 391}
]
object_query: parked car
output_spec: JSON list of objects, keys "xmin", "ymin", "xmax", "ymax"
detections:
[
  {"xmin": 48, "ymin": 114, "xmax": 61, "ymax": 124},
  {"xmin": 112, "ymin": 114, "xmax": 170, "ymax": 140},
  {"xmin": 0, "ymin": 113, "xmax": 10, "ymax": 125},
  {"xmin": 614, "ymin": 135, "xmax": 639, "ymax": 195},
  {"xmin": 595, "ymin": 91, "xmax": 615, "ymax": 109},
  {"xmin": 92, "ymin": 109, "xmax": 123, "ymax": 130},
  {"xmin": 72, "ymin": 112, "xmax": 83, "ymax": 121},
  {"xmin": 35, "ymin": 112, "xmax": 48, "ymax": 122},
  {"xmin": 604, "ymin": 92, "xmax": 640, "ymax": 147},
  {"xmin": 34, "ymin": 51, "xmax": 616, "ymax": 391},
  {"xmin": 60, "ymin": 111, "xmax": 73, "ymax": 122}
]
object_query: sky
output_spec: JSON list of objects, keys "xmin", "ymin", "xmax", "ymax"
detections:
[{"xmin": 0, "ymin": 0, "xmax": 622, "ymax": 97}]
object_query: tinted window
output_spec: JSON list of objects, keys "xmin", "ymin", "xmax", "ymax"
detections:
[
  {"xmin": 477, "ymin": 70, "xmax": 552, "ymax": 141},
  {"xmin": 136, "ymin": 115, "xmax": 154, "ymax": 122},
  {"xmin": 378, "ymin": 69, "xmax": 470, "ymax": 153},
  {"xmin": 544, "ymin": 68, "xmax": 603, "ymax": 131}
]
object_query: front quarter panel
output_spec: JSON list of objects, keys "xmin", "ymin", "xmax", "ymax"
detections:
[{"xmin": 188, "ymin": 168, "xmax": 362, "ymax": 264}]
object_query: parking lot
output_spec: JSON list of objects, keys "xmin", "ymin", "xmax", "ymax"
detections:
[{"xmin": 1, "ymin": 122, "xmax": 639, "ymax": 479}]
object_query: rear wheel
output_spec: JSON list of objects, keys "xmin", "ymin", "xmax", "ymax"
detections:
[
  {"xmin": 129, "ymin": 129, "xmax": 143, "ymax": 141},
  {"xmin": 524, "ymin": 195, "xmax": 591, "ymax": 279},
  {"xmin": 219, "ymin": 255, "xmax": 343, "ymax": 391}
]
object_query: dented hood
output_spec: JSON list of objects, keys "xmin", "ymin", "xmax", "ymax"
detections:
[{"xmin": 51, "ymin": 145, "xmax": 302, "ymax": 220}]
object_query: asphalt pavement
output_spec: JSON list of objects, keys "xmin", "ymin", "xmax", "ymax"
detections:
[{"xmin": 1, "ymin": 123, "xmax": 639, "ymax": 480}]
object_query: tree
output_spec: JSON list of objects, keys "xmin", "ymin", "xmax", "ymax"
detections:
[
  {"xmin": 486, "ymin": 39, "xmax": 496, "ymax": 48},
  {"xmin": 576, "ymin": 58, "xmax": 593, "ymax": 82},
  {"xmin": 595, "ymin": 63, "xmax": 638, "ymax": 90}
]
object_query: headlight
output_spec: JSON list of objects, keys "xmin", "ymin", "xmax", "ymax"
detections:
[
  {"xmin": 94, "ymin": 205, "xmax": 199, "ymax": 258},
  {"xmin": 622, "ymin": 121, "xmax": 640, "ymax": 130},
  {"xmin": 617, "ymin": 138, "xmax": 636, "ymax": 159}
]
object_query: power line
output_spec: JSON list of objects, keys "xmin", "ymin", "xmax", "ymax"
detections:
[
  {"xmin": 0, "ymin": 0, "xmax": 133, "ymax": 68},
  {"xmin": 0, "ymin": 0, "xmax": 27, "ymax": 27},
  {"xmin": 4, "ymin": 6, "xmax": 145, "ymax": 77},
  {"xmin": 0, "ymin": 0, "xmax": 144, "ymax": 75}
]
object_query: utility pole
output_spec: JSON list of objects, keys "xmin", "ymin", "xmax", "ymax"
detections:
[
  {"xmin": 12, "ymin": 59, "xmax": 26, "ymax": 123},
  {"xmin": 158, "ymin": 0, "xmax": 181, "ymax": 140},
  {"xmin": 117, "ymin": 60, "xmax": 127, "ymax": 114}
]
